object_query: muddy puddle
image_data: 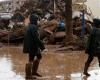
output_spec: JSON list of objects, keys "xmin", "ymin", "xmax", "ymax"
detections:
[
  {"xmin": 0, "ymin": 45, "xmax": 99, "ymax": 80},
  {"xmin": 0, "ymin": 57, "xmax": 25, "ymax": 80}
]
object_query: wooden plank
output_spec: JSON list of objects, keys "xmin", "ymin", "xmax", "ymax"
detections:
[
  {"xmin": 72, "ymin": 4, "xmax": 87, "ymax": 11},
  {"xmin": 72, "ymin": 0, "xmax": 87, "ymax": 4}
]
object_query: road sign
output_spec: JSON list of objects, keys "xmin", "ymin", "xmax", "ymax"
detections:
[
  {"xmin": 72, "ymin": 0, "xmax": 87, "ymax": 4},
  {"xmin": 72, "ymin": 4, "xmax": 87, "ymax": 11}
]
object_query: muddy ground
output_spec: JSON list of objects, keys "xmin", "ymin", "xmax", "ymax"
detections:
[{"xmin": 0, "ymin": 44, "xmax": 99, "ymax": 80}]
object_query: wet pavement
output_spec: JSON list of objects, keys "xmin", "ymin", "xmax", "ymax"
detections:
[{"xmin": 0, "ymin": 44, "xmax": 99, "ymax": 80}]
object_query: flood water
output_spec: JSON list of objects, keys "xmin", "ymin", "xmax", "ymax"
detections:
[
  {"xmin": 0, "ymin": 57, "xmax": 25, "ymax": 80},
  {"xmin": 0, "ymin": 44, "xmax": 99, "ymax": 80}
]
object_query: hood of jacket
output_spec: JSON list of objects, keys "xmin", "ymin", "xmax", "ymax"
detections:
[{"xmin": 29, "ymin": 14, "xmax": 38, "ymax": 25}]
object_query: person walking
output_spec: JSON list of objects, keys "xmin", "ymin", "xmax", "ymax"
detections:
[
  {"xmin": 23, "ymin": 12, "xmax": 45, "ymax": 79},
  {"xmin": 83, "ymin": 19, "xmax": 100, "ymax": 76}
]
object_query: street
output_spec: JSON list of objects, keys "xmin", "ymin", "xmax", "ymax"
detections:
[{"xmin": 0, "ymin": 44, "xmax": 99, "ymax": 80}]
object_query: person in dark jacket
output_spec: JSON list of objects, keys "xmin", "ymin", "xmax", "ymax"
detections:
[
  {"xmin": 83, "ymin": 19, "xmax": 100, "ymax": 76},
  {"xmin": 23, "ymin": 13, "xmax": 45, "ymax": 79}
]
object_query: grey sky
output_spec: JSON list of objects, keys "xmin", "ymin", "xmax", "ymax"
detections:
[{"xmin": 86, "ymin": 0, "xmax": 100, "ymax": 18}]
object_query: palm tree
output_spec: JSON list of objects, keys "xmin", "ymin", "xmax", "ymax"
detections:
[
  {"xmin": 55, "ymin": 0, "xmax": 73, "ymax": 46},
  {"xmin": 65, "ymin": 0, "xmax": 73, "ymax": 45}
]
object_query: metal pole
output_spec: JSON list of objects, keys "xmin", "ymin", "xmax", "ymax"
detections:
[
  {"xmin": 81, "ymin": 2, "xmax": 85, "ymax": 38},
  {"xmin": 54, "ymin": 0, "xmax": 56, "ymax": 13},
  {"xmin": 7, "ymin": 29, "xmax": 10, "ymax": 56}
]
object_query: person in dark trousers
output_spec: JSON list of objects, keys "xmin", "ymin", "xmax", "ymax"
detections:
[
  {"xmin": 84, "ymin": 19, "xmax": 100, "ymax": 76},
  {"xmin": 23, "ymin": 12, "xmax": 45, "ymax": 79}
]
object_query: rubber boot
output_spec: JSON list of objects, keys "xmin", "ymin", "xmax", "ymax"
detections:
[
  {"xmin": 25, "ymin": 62, "xmax": 33, "ymax": 79},
  {"xmin": 32, "ymin": 59, "xmax": 42, "ymax": 77},
  {"xmin": 83, "ymin": 63, "xmax": 90, "ymax": 76}
]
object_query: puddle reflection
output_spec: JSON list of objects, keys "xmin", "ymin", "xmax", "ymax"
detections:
[
  {"xmin": 0, "ymin": 57, "xmax": 25, "ymax": 80},
  {"xmin": 70, "ymin": 69, "xmax": 100, "ymax": 80},
  {"xmin": 70, "ymin": 72, "xmax": 82, "ymax": 80}
]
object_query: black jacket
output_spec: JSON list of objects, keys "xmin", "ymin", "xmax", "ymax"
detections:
[
  {"xmin": 23, "ymin": 24, "xmax": 45, "ymax": 54},
  {"xmin": 86, "ymin": 27, "xmax": 100, "ymax": 56}
]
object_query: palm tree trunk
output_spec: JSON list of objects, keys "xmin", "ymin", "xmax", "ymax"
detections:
[{"xmin": 64, "ymin": 0, "xmax": 73, "ymax": 45}]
